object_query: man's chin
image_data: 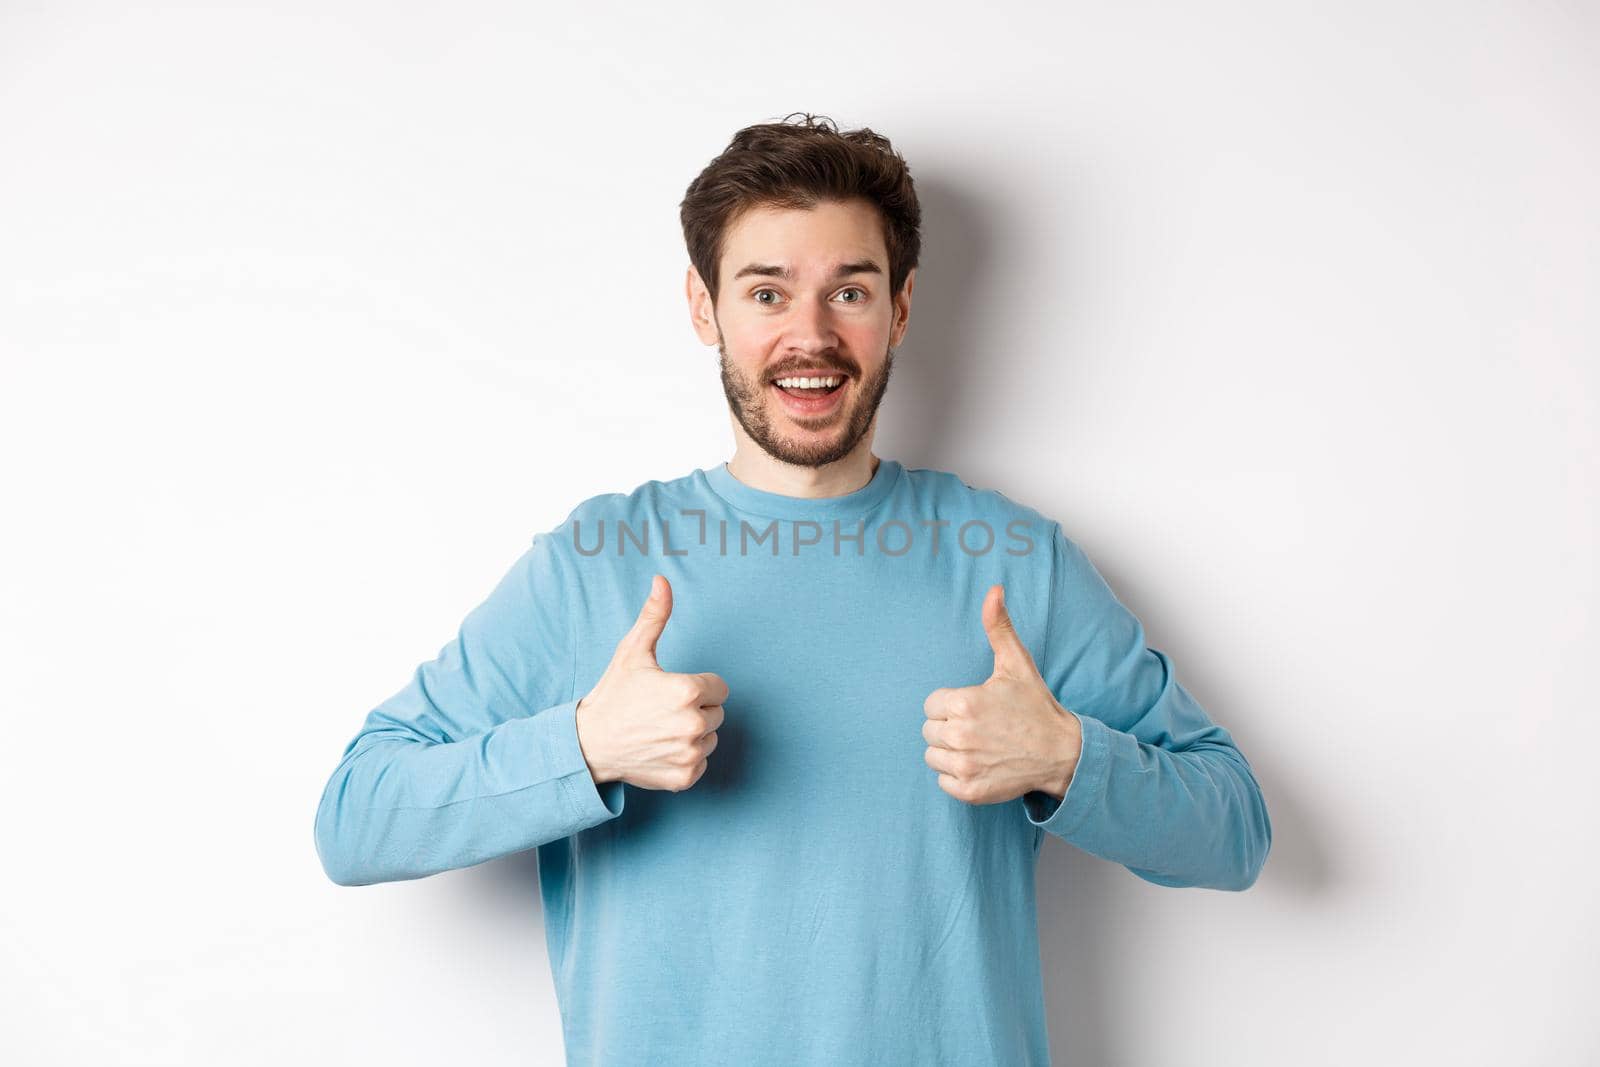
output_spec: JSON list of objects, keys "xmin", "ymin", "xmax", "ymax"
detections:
[{"xmin": 761, "ymin": 428, "xmax": 864, "ymax": 468}]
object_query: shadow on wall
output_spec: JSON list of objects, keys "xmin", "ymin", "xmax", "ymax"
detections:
[
  {"xmin": 873, "ymin": 174, "xmax": 992, "ymax": 475},
  {"xmin": 1037, "ymin": 771, "xmax": 1328, "ymax": 1065}
]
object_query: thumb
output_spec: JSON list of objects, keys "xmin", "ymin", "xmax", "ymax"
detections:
[
  {"xmin": 982, "ymin": 583, "xmax": 1037, "ymax": 679},
  {"xmin": 619, "ymin": 574, "xmax": 672, "ymax": 666}
]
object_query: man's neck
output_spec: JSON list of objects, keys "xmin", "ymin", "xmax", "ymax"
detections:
[{"xmin": 724, "ymin": 442, "xmax": 880, "ymax": 499}]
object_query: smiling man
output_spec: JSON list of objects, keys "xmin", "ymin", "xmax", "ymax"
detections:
[{"xmin": 313, "ymin": 113, "xmax": 1272, "ymax": 1066}]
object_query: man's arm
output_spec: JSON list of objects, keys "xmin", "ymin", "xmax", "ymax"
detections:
[
  {"xmin": 312, "ymin": 527, "xmax": 623, "ymax": 887},
  {"xmin": 1024, "ymin": 522, "xmax": 1272, "ymax": 891}
]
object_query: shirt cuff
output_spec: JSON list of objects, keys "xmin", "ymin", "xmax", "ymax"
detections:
[
  {"xmin": 1022, "ymin": 709, "xmax": 1111, "ymax": 838},
  {"xmin": 534, "ymin": 698, "xmax": 627, "ymax": 828}
]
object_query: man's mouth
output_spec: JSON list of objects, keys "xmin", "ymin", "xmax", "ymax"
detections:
[
  {"xmin": 771, "ymin": 373, "xmax": 847, "ymax": 398},
  {"xmin": 768, "ymin": 372, "xmax": 849, "ymax": 417}
]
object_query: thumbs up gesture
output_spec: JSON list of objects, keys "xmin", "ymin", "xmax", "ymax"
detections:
[
  {"xmin": 923, "ymin": 584, "xmax": 1083, "ymax": 805},
  {"xmin": 575, "ymin": 575, "xmax": 729, "ymax": 792}
]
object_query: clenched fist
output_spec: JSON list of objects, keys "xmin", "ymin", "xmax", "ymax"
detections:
[
  {"xmin": 923, "ymin": 584, "xmax": 1083, "ymax": 805},
  {"xmin": 575, "ymin": 574, "xmax": 728, "ymax": 792}
]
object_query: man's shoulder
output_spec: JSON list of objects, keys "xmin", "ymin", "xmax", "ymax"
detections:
[
  {"xmin": 533, "ymin": 466, "xmax": 708, "ymax": 541},
  {"xmin": 898, "ymin": 462, "xmax": 1061, "ymax": 537}
]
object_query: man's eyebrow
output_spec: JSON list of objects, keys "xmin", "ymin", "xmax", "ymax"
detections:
[{"xmin": 731, "ymin": 259, "xmax": 885, "ymax": 282}]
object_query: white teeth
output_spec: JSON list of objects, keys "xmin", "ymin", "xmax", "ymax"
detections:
[{"xmin": 775, "ymin": 375, "xmax": 841, "ymax": 389}]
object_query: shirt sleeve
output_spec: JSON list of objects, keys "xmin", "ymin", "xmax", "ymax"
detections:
[
  {"xmin": 312, "ymin": 526, "xmax": 625, "ymax": 886},
  {"xmin": 1022, "ymin": 522, "xmax": 1272, "ymax": 891}
]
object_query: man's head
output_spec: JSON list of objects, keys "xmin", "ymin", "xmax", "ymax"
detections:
[{"xmin": 682, "ymin": 113, "xmax": 921, "ymax": 469}]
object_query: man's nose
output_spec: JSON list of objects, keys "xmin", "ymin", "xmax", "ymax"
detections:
[{"xmin": 784, "ymin": 293, "xmax": 840, "ymax": 355}]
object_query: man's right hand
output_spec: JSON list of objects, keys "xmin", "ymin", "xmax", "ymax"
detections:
[{"xmin": 574, "ymin": 574, "xmax": 727, "ymax": 792}]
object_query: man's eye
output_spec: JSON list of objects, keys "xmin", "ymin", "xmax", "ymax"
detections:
[{"xmin": 752, "ymin": 287, "xmax": 867, "ymax": 306}]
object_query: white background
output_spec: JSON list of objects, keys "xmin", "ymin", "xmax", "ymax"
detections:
[{"xmin": 2, "ymin": 2, "xmax": 1595, "ymax": 1064}]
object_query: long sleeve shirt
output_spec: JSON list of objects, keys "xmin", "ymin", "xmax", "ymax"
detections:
[{"xmin": 312, "ymin": 456, "xmax": 1272, "ymax": 1066}]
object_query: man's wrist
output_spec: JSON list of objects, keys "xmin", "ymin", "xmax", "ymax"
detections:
[
  {"xmin": 574, "ymin": 696, "xmax": 613, "ymax": 784},
  {"xmin": 1040, "ymin": 708, "xmax": 1083, "ymax": 799}
]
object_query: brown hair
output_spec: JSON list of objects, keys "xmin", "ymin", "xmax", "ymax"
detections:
[{"xmin": 679, "ymin": 111, "xmax": 922, "ymax": 309}]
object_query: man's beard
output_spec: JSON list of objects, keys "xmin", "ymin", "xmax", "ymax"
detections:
[{"xmin": 718, "ymin": 338, "xmax": 895, "ymax": 469}]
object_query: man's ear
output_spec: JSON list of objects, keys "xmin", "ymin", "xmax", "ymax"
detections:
[
  {"xmin": 890, "ymin": 267, "xmax": 916, "ymax": 347},
  {"xmin": 686, "ymin": 265, "xmax": 720, "ymax": 345}
]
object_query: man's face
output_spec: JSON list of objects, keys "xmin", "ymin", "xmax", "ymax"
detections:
[{"xmin": 689, "ymin": 197, "xmax": 913, "ymax": 468}]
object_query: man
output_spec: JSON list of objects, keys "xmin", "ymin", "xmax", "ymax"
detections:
[{"xmin": 313, "ymin": 112, "xmax": 1272, "ymax": 1066}]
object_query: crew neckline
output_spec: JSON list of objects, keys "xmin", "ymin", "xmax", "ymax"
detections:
[{"xmin": 700, "ymin": 456, "xmax": 903, "ymax": 521}]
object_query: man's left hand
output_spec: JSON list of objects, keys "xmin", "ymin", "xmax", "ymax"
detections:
[{"xmin": 923, "ymin": 584, "xmax": 1083, "ymax": 805}]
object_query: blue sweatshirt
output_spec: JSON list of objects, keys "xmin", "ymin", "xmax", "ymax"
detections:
[{"xmin": 313, "ymin": 457, "xmax": 1271, "ymax": 1066}]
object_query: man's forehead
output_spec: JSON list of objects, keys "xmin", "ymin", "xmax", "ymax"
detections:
[{"xmin": 719, "ymin": 201, "xmax": 888, "ymax": 276}]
